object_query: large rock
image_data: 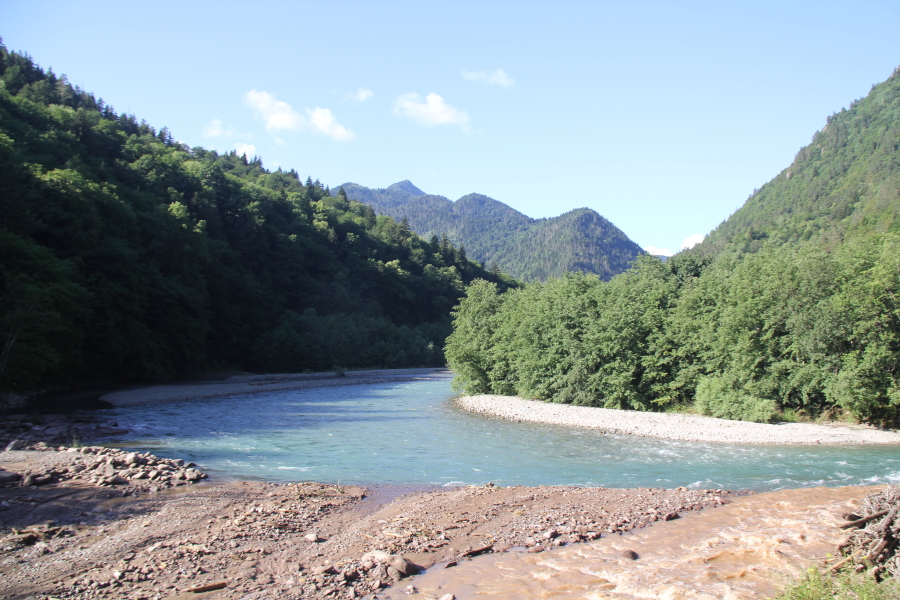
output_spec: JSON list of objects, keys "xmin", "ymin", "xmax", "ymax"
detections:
[
  {"xmin": 361, "ymin": 550, "xmax": 392, "ymax": 563},
  {"xmin": 4, "ymin": 439, "xmax": 24, "ymax": 452},
  {"xmin": 0, "ymin": 470, "xmax": 22, "ymax": 483},
  {"xmin": 389, "ymin": 556, "xmax": 419, "ymax": 577}
]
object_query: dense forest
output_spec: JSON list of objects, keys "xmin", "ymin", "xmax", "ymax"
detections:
[
  {"xmin": 447, "ymin": 66, "xmax": 900, "ymax": 426},
  {"xmin": 700, "ymin": 66, "xmax": 900, "ymax": 255},
  {"xmin": 339, "ymin": 181, "xmax": 644, "ymax": 282},
  {"xmin": 0, "ymin": 42, "xmax": 516, "ymax": 395}
]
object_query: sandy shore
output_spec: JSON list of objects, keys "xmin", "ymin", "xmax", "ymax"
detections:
[
  {"xmin": 101, "ymin": 368, "xmax": 451, "ymax": 407},
  {"xmin": 457, "ymin": 394, "xmax": 900, "ymax": 445}
]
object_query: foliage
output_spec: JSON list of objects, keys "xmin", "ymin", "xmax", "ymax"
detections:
[
  {"xmin": 339, "ymin": 182, "xmax": 644, "ymax": 282},
  {"xmin": 0, "ymin": 43, "xmax": 514, "ymax": 393},
  {"xmin": 447, "ymin": 236, "xmax": 900, "ymax": 425},
  {"xmin": 699, "ymin": 66, "xmax": 900, "ymax": 255},
  {"xmin": 774, "ymin": 568, "xmax": 899, "ymax": 600}
]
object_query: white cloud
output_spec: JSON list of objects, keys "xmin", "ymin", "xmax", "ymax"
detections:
[
  {"xmin": 345, "ymin": 87, "xmax": 374, "ymax": 102},
  {"xmin": 462, "ymin": 68, "xmax": 515, "ymax": 88},
  {"xmin": 306, "ymin": 107, "xmax": 356, "ymax": 142},
  {"xmin": 681, "ymin": 234, "xmax": 705, "ymax": 249},
  {"xmin": 243, "ymin": 89, "xmax": 355, "ymax": 142},
  {"xmin": 244, "ymin": 89, "xmax": 304, "ymax": 132},
  {"xmin": 234, "ymin": 143, "xmax": 257, "ymax": 158},
  {"xmin": 273, "ymin": 137, "xmax": 286, "ymax": 146},
  {"xmin": 393, "ymin": 92, "xmax": 470, "ymax": 132},
  {"xmin": 644, "ymin": 245, "xmax": 674, "ymax": 257},
  {"xmin": 202, "ymin": 118, "xmax": 233, "ymax": 138}
]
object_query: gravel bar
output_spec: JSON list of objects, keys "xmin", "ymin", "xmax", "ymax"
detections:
[{"xmin": 456, "ymin": 395, "xmax": 900, "ymax": 445}]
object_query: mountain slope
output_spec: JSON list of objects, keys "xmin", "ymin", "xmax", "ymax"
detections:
[
  {"xmin": 0, "ymin": 43, "xmax": 514, "ymax": 393},
  {"xmin": 338, "ymin": 182, "xmax": 643, "ymax": 281},
  {"xmin": 699, "ymin": 65, "xmax": 900, "ymax": 255}
]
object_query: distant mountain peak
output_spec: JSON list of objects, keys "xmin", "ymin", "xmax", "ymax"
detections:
[
  {"xmin": 386, "ymin": 180, "xmax": 426, "ymax": 196},
  {"xmin": 341, "ymin": 182, "xmax": 643, "ymax": 282}
]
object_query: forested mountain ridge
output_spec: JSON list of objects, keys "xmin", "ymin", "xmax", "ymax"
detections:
[
  {"xmin": 446, "ymin": 66, "xmax": 900, "ymax": 427},
  {"xmin": 338, "ymin": 181, "xmax": 644, "ymax": 282},
  {"xmin": 0, "ymin": 43, "xmax": 515, "ymax": 394},
  {"xmin": 698, "ymin": 65, "xmax": 900, "ymax": 255}
]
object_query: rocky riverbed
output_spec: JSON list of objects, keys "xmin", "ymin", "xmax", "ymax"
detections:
[
  {"xmin": 0, "ymin": 444, "xmax": 743, "ymax": 600},
  {"xmin": 457, "ymin": 395, "xmax": 900, "ymax": 445}
]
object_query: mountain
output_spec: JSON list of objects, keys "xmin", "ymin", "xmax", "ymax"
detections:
[
  {"xmin": 698, "ymin": 65, "xmax": 900, "ymax": 255},
  {"xmin": 338, "ymin": 182, "xmax": 643, "ymax": 281},
  {"xmin": 0, "ymin": 43, "xmax": 515, "ymax": 394}
]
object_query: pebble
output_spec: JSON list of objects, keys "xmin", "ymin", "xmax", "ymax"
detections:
[
  {"xmin": 0, "ymin": 445, "xmax": 208, "ymax": 492},
  {"xmin": 456, "ymin": 395, "xmax": 900, "ymax": 444}
]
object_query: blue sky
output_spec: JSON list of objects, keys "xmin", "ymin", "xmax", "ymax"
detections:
[{"xmin": 4, "ymin": 1, "xmax": 900, "ymax": 255}]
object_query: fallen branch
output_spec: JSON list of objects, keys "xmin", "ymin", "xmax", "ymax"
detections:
[
  {"xmin": 825, "ymin": 549, "xmax": 861, "ymax": 573},
  {"xmin": 840, "ymin": 510, "xmax": 890, "ymax": 529},
  {"xmin": 187, "ymin": 581, "xmax": 228, "ymax": 593}
]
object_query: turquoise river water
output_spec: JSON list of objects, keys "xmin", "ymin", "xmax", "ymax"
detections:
[{"xmin": 100, "ymin": 376, "xmax": 900, "ymax": 491}]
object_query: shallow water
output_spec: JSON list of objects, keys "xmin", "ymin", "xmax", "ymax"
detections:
[
  {"xmin": 101, "ymin": 375, "xmax": 900, "ymax": 490},
  {"xmin": 386, "ymin": 485, "xmax": 866, "ymax": 600}
]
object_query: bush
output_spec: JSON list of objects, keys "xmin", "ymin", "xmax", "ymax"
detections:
[{"xmin": 694, "ymin": 375, "xmax": 778, "ymax": 423}]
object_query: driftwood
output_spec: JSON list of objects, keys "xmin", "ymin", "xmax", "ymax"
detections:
[
  {"xmin": 186, "ymin": 581, "xmax": 228, "ymax": 593},
  {"xmin": 827, "ymin": 484, "xmax": 900, "ymax": 580},
  {"xmin": 461, "ymin": 544, "xmax": 494, "ymax": 557},
  {"xmin": 840, "ymin": 509, "xmax": 890, "ymax": 529}
]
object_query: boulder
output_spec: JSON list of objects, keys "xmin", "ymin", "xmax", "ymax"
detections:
[
  {"xmin": 390, "ymin": 556, "xmax": 419, "ymax": 577},
  {"xmin": 4, "ymin": 439, "xmax": 24, "ymax": 452},
  {"xmin": 361, "ymin": 550, "xmax": 392, "ymax": 562},
  {"xmin": 0, "ymin": 470, "xmax": 22, "ymax": 483}
]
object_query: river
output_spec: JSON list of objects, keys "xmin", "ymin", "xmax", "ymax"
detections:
[{"xmin": 100, "ymin": 373, "xmax": 899, "ymax": 491}]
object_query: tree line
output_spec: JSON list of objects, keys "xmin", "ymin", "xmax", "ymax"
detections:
[{"xmin": 446, "ymin": 236, "xmax": 900, "ymax": 426}]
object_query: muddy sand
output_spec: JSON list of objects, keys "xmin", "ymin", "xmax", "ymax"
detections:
[
  {"xmin": 1, "ymin": 445, "xmax": 749, "ymax": 600},
  {"xmin": 0, "ymin": 445, "xmax": 872, "ymax": 600}
]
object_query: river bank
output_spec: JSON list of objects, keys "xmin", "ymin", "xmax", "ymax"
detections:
[
  {"xmin": 457, "ymin": 394, "xmax": 900, "ymax": 445},
  {"xmin": 1, "ymin": 446, "xmax": 744, "ymax": 600},
  {"xmin": 100, "ymin": 369, "xmax": 451, "ymax": 407}
]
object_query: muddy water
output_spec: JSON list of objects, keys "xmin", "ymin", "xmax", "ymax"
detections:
[{"xmin": 390, "ymin": 486, "xmax": 867, "ymax": 600}]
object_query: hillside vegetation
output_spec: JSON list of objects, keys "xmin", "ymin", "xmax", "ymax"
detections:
[
  {"xmin": 700, "ymin": 66, "xmax": 900, "ymax": 254},
  {"xmin": 0, "ymin": 43, "xmax": 514, "ymax": 395},
  {"xmin": 339, "ymin": 181, "xmax": 644, "ymax": 282},
  {"xmin": 447, "ymin": 67, "xmax": 900, "ymax": 426}
]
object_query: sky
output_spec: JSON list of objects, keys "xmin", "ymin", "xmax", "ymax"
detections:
[{"xmin": 4, "ymin": 1, "xmax": 900, "ymax": 255}]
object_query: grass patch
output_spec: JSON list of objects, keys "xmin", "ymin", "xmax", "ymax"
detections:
[{"xmin": 775, "ymin": 569, "xmax": 899, "ymax": 600}]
